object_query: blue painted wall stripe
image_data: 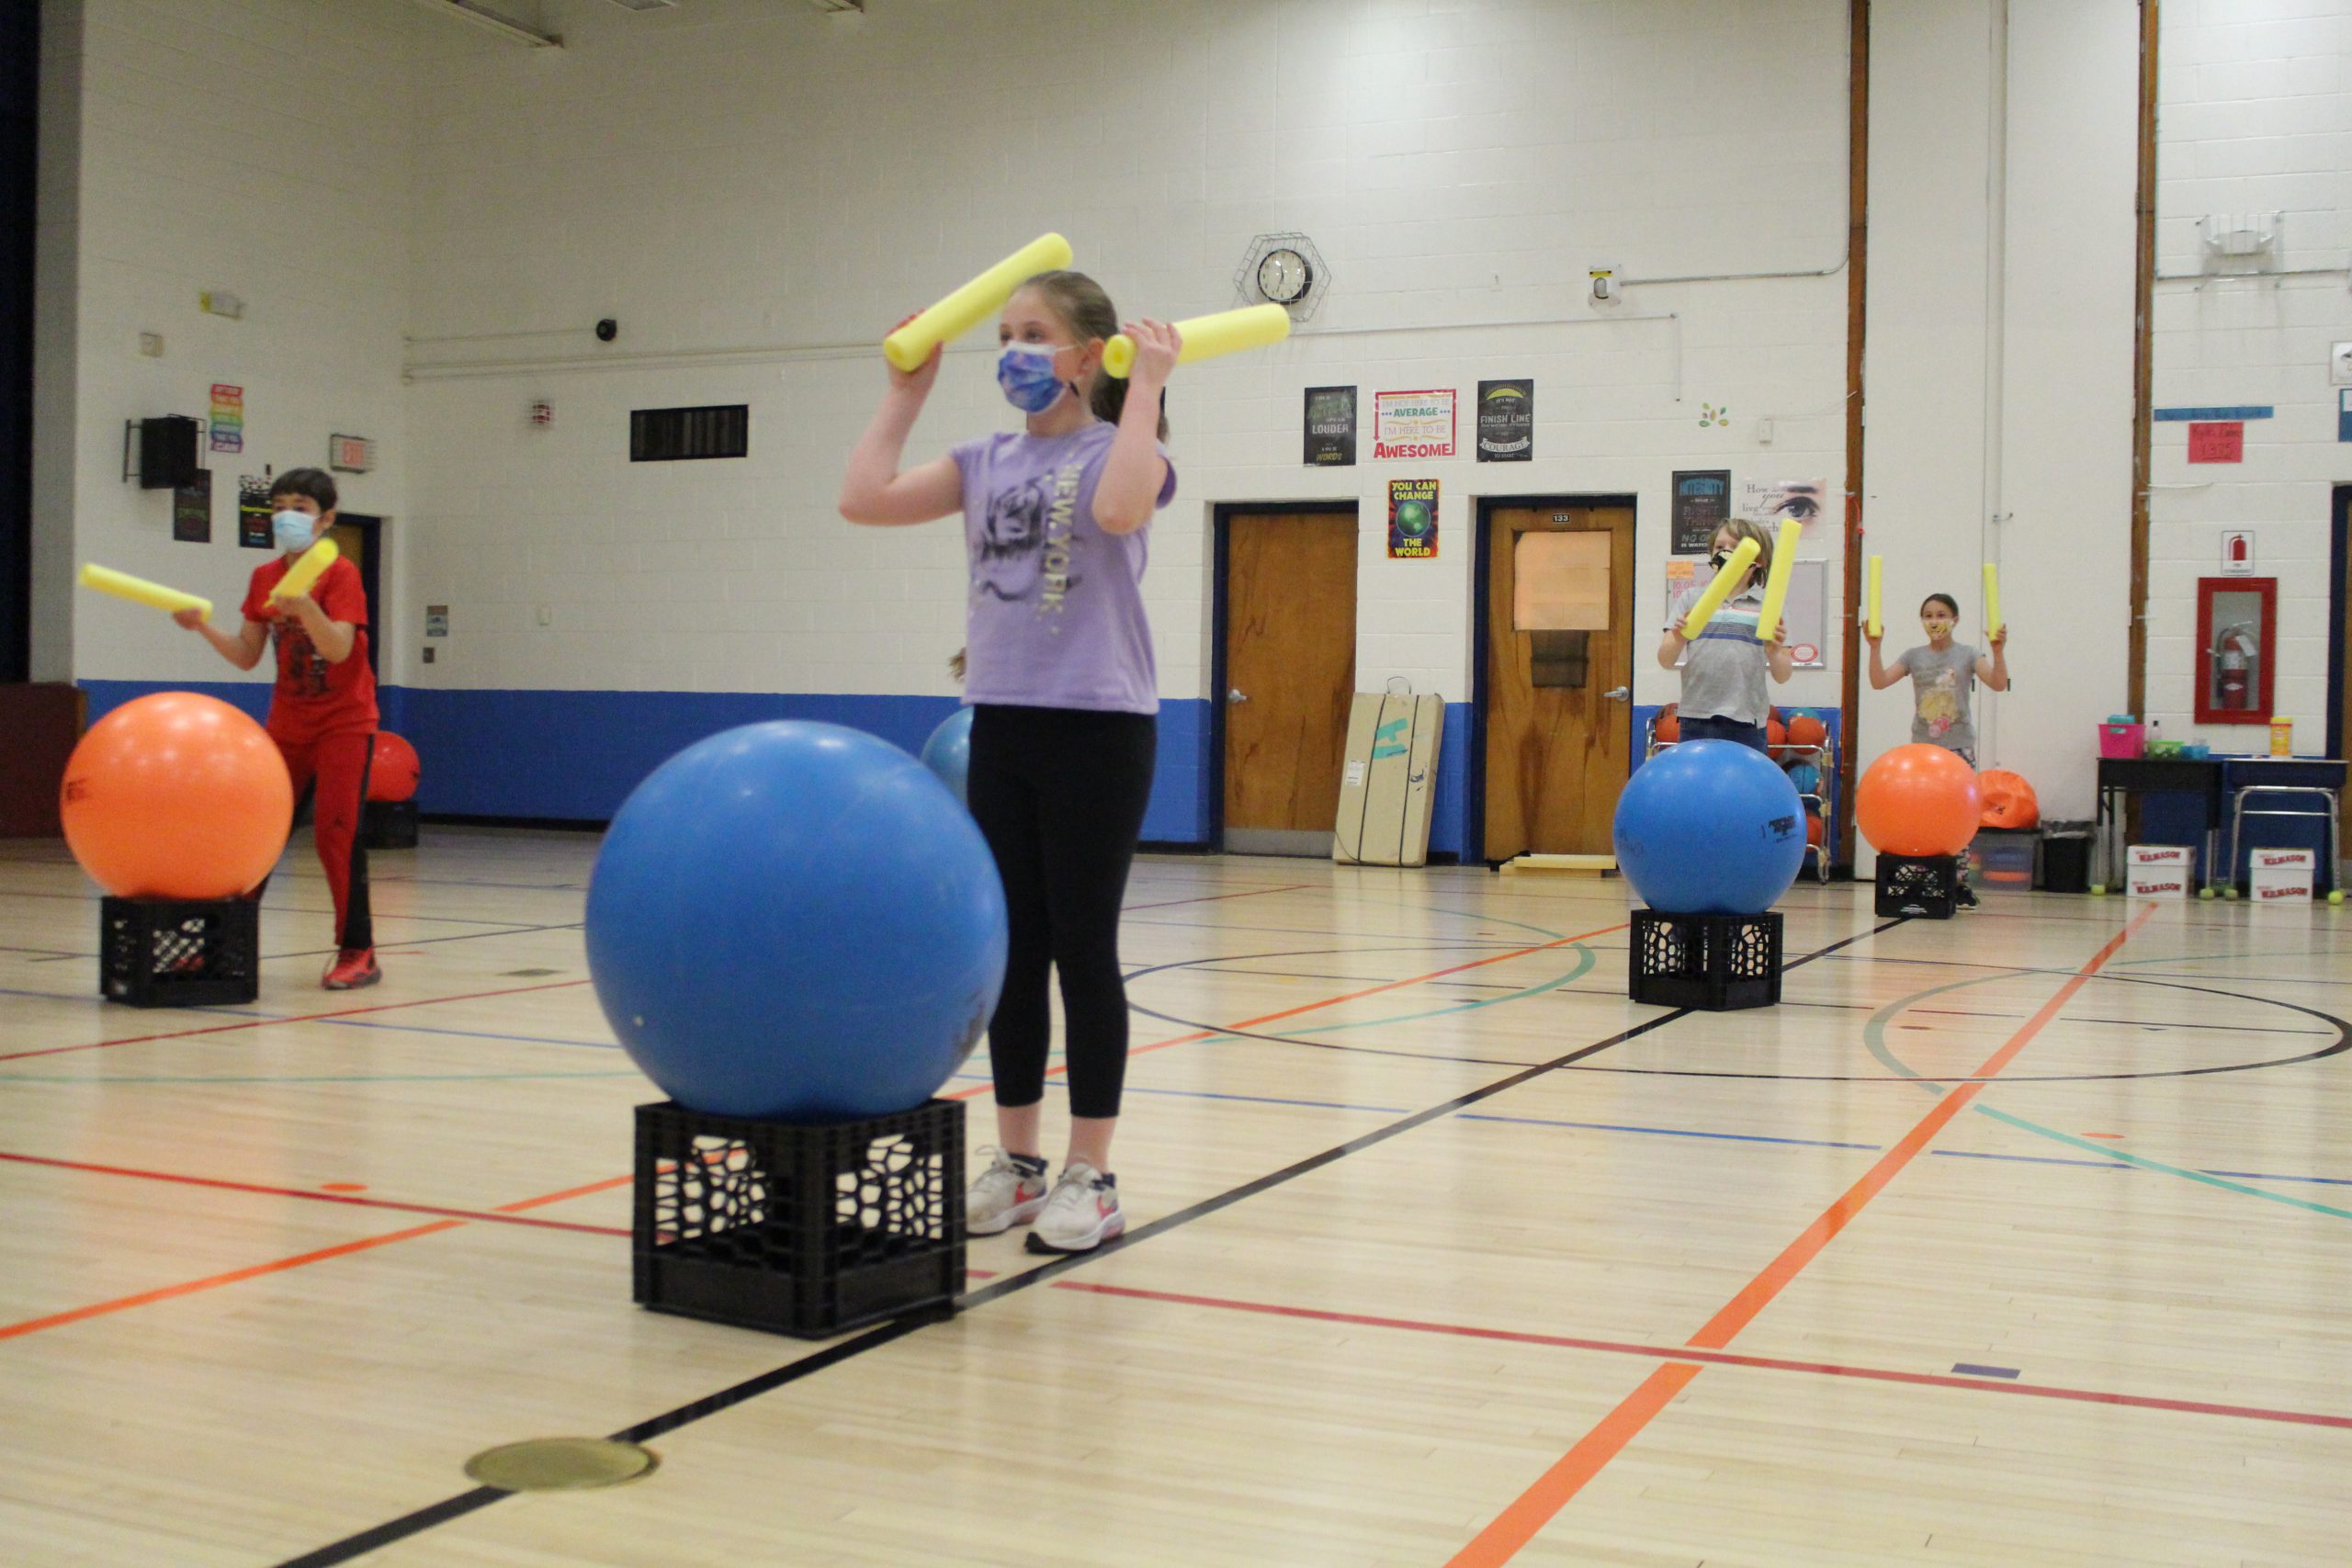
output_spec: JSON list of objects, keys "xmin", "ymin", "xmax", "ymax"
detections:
[{"xmin": 79, "ymin": 682, "xmax": 1219, "ymax": 843}]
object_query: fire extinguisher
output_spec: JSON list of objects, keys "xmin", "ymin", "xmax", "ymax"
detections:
[{"xmin": 2213, "ymin": 624, "xmax": 2257, "ymax": 710}]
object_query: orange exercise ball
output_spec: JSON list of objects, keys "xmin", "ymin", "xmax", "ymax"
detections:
[
  {"xmin": 368, "ymin": 731, "xmax": 421, "ymax": 804},
  {"xmin": 60, "ymin": 693, "xmax": 294, "ymax": 900},
  {"xmin": 1855, "ymin": 743, "xmax": 1981, "ymax": 857},
  {"xmin": 1977, "ymin": 768, "xmax": 2040, "ymax": 830}
]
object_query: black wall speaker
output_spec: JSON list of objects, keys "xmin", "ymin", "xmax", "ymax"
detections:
[{"xmin": 138, "ymin": 415, "xmax": 199, "ymax": 490}]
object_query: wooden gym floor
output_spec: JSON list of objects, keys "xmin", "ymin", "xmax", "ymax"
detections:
[{"xmin": 2, "ymin": 827, "xmax": 2348, "ymax": 1565}]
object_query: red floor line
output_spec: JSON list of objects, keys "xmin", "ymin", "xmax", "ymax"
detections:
[
  {"xmin": 0, "ymin": 1150, "xmax": 629, "ymax": 1236},
  {"xmin": 0, "ymin": 978, "xmax": 594, "ymax": 1063},
  {"xmin": 1123, "ymin": 883, "xmax": 1316, "ymax": 911},
  {"xmin": 1052, "ymin": 1279, "xmax": 2352, "ymax": 1430},
  {"xmin": 1443, "ymin": 906, "xmax": 2157, "ymax": 1567},
  {"xmin": 0, "ymin": 923, "xmax": 1627, "ymax": 1337}
]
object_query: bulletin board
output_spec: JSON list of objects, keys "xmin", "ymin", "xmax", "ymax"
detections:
[{"xmin": 1664, "ymin": 559, "xmax": 1828, "ymax": 669}]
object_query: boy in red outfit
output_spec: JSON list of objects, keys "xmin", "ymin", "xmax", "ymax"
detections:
[{"xmin": 177, "ymin": 468, "xmax": 380, "ymax": 988}]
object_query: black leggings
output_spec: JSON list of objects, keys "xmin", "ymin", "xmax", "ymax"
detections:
[{"xmin": 965, "ymin": 705, "xmax": 1156, "ymax": 1121}]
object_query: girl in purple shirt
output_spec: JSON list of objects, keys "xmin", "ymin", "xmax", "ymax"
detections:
[{"xmin": 841, "ymin": 270, "xmax": 1180, "ymax": 1253}]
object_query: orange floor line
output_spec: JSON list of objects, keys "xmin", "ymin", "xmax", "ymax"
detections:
[
  {"xmin": 1443, "ymin": 906, "xmax": 2154, "ymax": 1567},
  {"xmin": 0, "ymin": 1149, "xmax": 628, "ymax": 1235},
  {"xmin": 3, "ymin": 922, "xmax": 1625, "ymax": 1339},
  {"xmin": 949, "ymin": 921, "xmax": 1628, "ymax": 1103},
  {"xmin": 0, "ymin": 978, "xmax": 595, "ymax": 1063},
  {"xmin": 0, "ymin": 1220, "xmax": 466, "ymax": 1342}
]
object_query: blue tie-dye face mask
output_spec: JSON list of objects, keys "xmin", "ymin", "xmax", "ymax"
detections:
[{"xmin": 997, "ymin": 342, "xmax": 1069, "ymax": 414}]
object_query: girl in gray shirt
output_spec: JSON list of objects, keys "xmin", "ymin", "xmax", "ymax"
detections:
[
  {"xmin": 1866, "ymin": 591, "xmax": 2011, "ymax": 762},
  {"xmin": 1867, "ymin": 590, "xmax": 2013, "ymax": 904}
]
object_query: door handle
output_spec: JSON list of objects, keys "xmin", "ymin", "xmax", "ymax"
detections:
[
  {"xmin": 1603, "ymin": 685, "xmax": 1630, "ymax": 703},
  {"xmin": 1228, "ymin": 688, "xmax": 1249, "ymax": 705}
]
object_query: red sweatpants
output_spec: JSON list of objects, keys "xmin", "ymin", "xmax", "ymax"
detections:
[{"xmin": 274, "ymin": 729, "xmax": 375, "ymax": 952}]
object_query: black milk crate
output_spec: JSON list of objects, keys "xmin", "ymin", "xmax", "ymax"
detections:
[
  {"xmin": 361, "ymin": 798, "xmax": 419, "ymax": 850},
  {"xmin": 1630, "ymin": 909, "xmax": 1783, "ymax": 1011},
  {"xmin": 633, "ymin": 1097, "xmax": 965, "ymax": 1339},
  {"xmin": 99, "ymin": 896, "xmax": 259, "ymax": 1008},
  {"xmin": 1876, "ymin": 853, "xmax": 1962, "ymax": 919}
]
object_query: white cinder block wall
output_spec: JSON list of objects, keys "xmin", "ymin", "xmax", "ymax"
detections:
[
  {"xmin": 400, "ymin": 0, "xmax": 1852, "ymax": 716},
  {"xmin": 32, "ymin": 0, "xmax": 2348, "ymax": 846},
  {"xmin": 2149, "ymin": 0, "xmax": 2352, "ymax": 753},
  {"xmin": 1864, "ymin": 0, "xmax": 2138, "ymax": 864},
  {"xmin": 35, "ymin": 0, "xmax": 421, "ymax": 697}
]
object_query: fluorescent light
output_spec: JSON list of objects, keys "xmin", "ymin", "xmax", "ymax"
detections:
[{"xmin": 408, "ymin": 0, "xmax": 562, "ymax": 48}]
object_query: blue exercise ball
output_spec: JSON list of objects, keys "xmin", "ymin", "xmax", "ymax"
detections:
[
  {"xmin": 585, "ymin": 721, "xmax": 1008, "ymax": 1121},
  {"xmin": 920, "ymin": 706, "xmax": 973, "ymax": 806},
  {"xmin": 1612, "ymin": 739, "xmax": 1806, "ymax": 916}
]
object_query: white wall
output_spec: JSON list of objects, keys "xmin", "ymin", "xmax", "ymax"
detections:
[
  {"xmin": 42, "ymin": 0, "xmax": 2332, "ymax": 849},
  {"xmin": 41, "ymin": 0, "xmax": 421, "ymax": 692},
  {"xmin": 398, "ymin": 0, "xmax": 1853, "ymax": 714},
  {"xmin": 1863, "ymin": 0, "xmax": 2138, "ymax": 852},
  {"xmin": 2150, "ymin": 0, "xmax": 2352, "ymax": 753},
  {"xmin": 29, "ymin": 0, "xmax": 84, "ymax": 683},
  {"xmin": 1994, "ymin": 0, "xmax": 2139, "ymax": 808}
]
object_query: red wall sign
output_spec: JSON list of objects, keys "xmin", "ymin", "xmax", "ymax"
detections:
[{"xmin": 2188, "ymin": 422, "xmax": 2244, "ymax": 463}]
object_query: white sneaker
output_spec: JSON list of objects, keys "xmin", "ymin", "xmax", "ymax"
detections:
[
  {"xmin": 1030, "ymin": 1160, "xmax": 1125, "ymax": 1253},
  {"xmin": 967, "ymin": 1146, "xmax": 1047, "ymax": 1236}
]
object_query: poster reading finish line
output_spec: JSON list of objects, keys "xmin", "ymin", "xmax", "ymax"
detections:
[
  {"xmin": 1476, "ymin": 378, "xmax": 1532, "ymax": 461},
  {"xmin": 1388, "ymin": 478, "xmax": 1439, "ymax": 558}
]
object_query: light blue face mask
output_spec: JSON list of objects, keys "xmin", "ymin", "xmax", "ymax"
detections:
[
  {"xmin": 273, "ymin": 510, "xmax": 316, "ymax": 553},
  {"xmin": 997, "ymin": 342, "xmax": 1069, "ymax": 414}
]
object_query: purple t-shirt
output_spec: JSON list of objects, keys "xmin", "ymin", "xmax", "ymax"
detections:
[{"xmin": 951, "ymin": 421, "xmax": 1176, "ymax": 716}]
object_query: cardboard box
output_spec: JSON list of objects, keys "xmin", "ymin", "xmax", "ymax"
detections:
[
  {"xmin": 2127, "ymin": 844, "xmax": 2192, "ymax": 899},
  {"xmin": 1333, "ymin": 691, "xmax": 1444, "ymax": 868},
  {"xmin": 2249, "ymin": 848, "xmax": 2315, "ymax": 903}
]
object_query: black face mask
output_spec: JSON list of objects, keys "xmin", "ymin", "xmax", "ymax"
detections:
[{"xmin": 1709, "ymin": 549, "xmax": 1730, "ymax": 570}]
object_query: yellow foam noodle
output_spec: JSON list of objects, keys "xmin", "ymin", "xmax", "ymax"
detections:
[
  {"xmin": 1102, "ymin": 303, "xmax": 1291, "ymax": 379},
  {"xmin": 883, "ymin": 233, "xmax": 1074, "ymax": 373},
  {"xmin": 270, "ymin": 537, "xmax": 340, "ymax": 603},
  {"xmin": 1866, "ymin": 554, "xmax": 1883, "ymax": 637},
  {"xmin": 1754, "ymin": 520, "xmax": 1802, "ymax": 645},
  {"xmin": 78, "ymin": 562, "xmax": 211, "ymax": 620},
  {"xmin": 1679, "ymin": 538, "xmax": 1760, "ymax": 638},
  {"xmin": 1983, "ymin": 561, "xmax": 2002, "ymax": 638}
]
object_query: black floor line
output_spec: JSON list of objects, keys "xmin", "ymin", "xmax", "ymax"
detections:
[{"xmin": 268, "ymin": 917, "xmax": 1897, "ymax": 1566}]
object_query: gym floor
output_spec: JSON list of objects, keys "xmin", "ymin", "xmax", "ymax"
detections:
[{"xmin": 3, "ymin": 828, "xmax": 2348, "ymax": 1565}]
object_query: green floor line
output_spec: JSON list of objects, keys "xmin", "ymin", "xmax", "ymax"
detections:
[{"xmin": 1860, "ymin": 969, "xmax": 2352, "ymax": 1224}]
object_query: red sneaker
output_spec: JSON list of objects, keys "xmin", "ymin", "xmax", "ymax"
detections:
[{"xmin": 322, "ymin": 949, "xmax": 381, "ymax": 990}]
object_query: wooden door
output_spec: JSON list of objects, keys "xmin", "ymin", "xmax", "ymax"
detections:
[
  {"xmin": 325, "ymin": 513, "xmax": 382, "ymax": 678},
  {"xmin": 2337, "ymin": 487, "xmax": 2351, "ymax": 853},
  {"xmin": 1482, "ymin": 503, "xmax": 1635, "ymax": 861},
  {"xmin": 1223, "ymin": 512, "xmax": 1357, "ymax": 855}
]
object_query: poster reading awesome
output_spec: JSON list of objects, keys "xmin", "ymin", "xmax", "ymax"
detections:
[{"xmin": 1374, "ymin": 389, "xmax": 1456, "ymax": 460}]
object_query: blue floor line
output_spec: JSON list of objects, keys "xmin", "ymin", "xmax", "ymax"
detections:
[{"xmin": 1457, "ymin": 1113, "xmax": 1881, "ymax": 1151}]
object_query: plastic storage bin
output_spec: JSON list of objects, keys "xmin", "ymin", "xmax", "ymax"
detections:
[{"xmin": 2098, "ymin": 722, "xmax": 2144, "ymax": 760}]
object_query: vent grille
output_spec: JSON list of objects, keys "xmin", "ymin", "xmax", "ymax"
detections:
[{"xmin": 630, "ymin": 404, "xmax": 749, "ymax": 462}]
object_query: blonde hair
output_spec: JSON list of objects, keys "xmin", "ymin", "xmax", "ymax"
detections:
[{"xmin": 1715, "ymin": 517, "xmax": 1774, "ymax": 580}]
